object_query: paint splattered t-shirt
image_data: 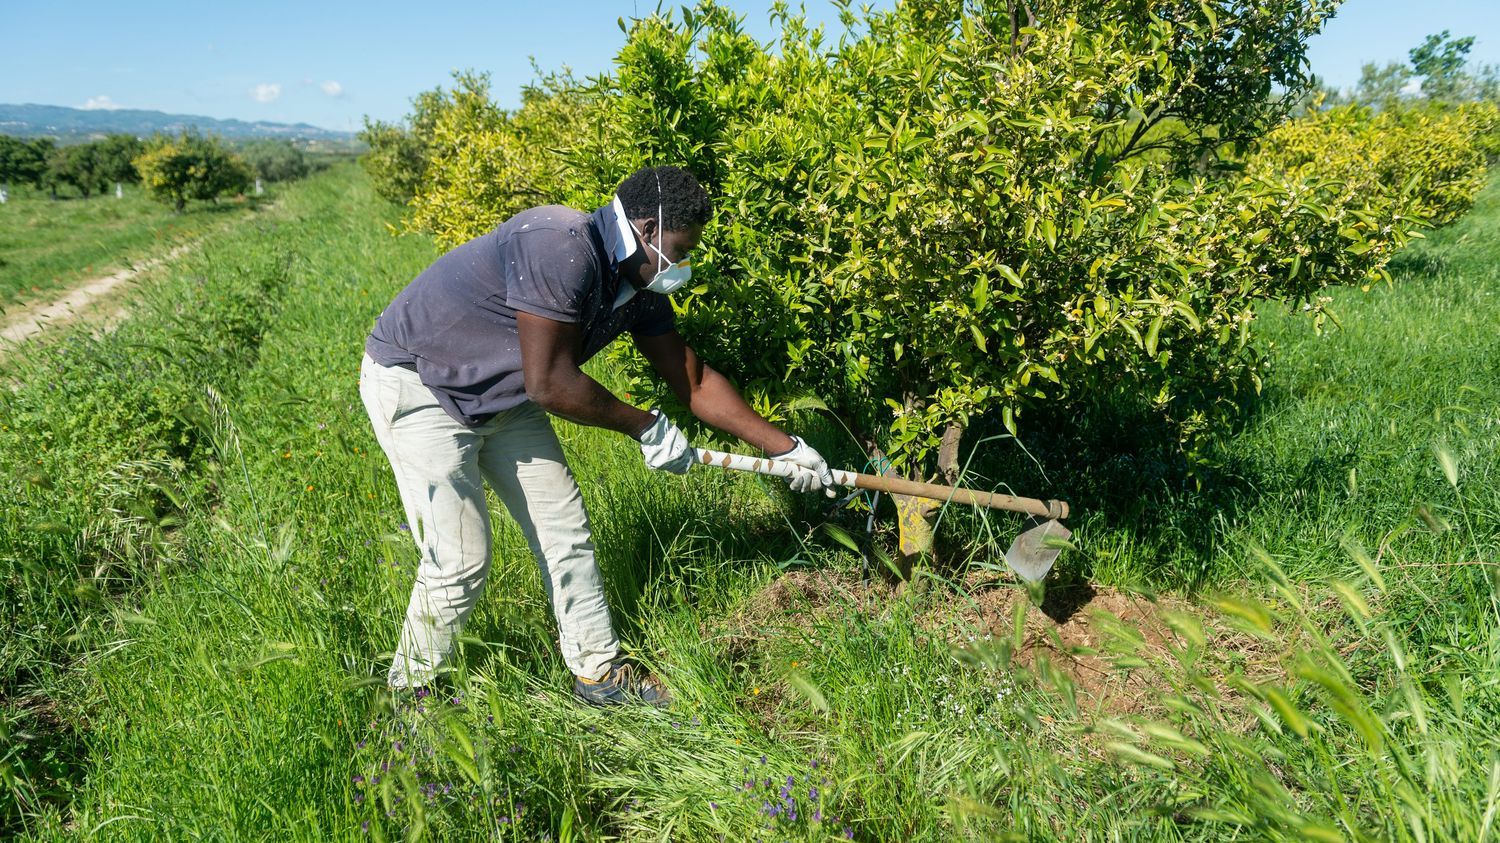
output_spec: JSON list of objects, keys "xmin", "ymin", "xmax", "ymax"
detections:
[{"xmin": 365, "ymin": 201, "xmax": 675, "ymax": 427}]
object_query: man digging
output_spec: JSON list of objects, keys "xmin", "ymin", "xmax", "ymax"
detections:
[{"xmin": 359, "ymin": 165, "xmax": 835, "ymax": 708}]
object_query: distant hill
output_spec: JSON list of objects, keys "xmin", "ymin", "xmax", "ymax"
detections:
[{"xmin": 0, "ymin": 103, "xmax": 357, "ymax": 143}]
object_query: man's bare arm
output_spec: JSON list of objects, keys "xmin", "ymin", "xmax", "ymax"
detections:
[
  {"xmin": 518, "ymin": 311, "xmax": 654, "ymax": 437},
  {"xmin": 632, "ymin": 328, "xmax": 796, "ymax": 455}
]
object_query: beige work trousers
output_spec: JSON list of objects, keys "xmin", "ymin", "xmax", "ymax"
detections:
[{"xmin": 359, "ymin": 353, "xmax": 619, "ymax": 687}]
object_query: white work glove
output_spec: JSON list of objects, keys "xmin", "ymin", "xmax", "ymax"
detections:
[
  {"xmin": 770, "ymin": 435, "xmax": 837, "ymax": 497},
  {"xmin": 636, "ymin": 409, "xmax": 695, "ymax": 474}
]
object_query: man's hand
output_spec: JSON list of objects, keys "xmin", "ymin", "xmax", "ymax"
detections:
[
  {"xmin": 637, "ymin": 409, "xmax": 694, "ymax": 474},
  {"xmin": 770, "ymin": 435, "xmax": 837, "ymax": 497}
]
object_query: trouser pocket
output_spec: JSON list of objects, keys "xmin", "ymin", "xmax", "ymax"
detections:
[{"xmin": 359, "ymin": 353, "xmax": 405, "ymax": 427}]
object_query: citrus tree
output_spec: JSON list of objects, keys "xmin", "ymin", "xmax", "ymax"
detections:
[
  {"xmin": 133, "ymin": 131, "xmax": 252, "ymax": 212},
  {"xmin": 391, "ymin": 0, "xmax": 1482, "ymax": 563}
]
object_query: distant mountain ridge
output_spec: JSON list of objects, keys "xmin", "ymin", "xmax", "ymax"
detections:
[{"xmin": 0, "ymin": 103, "xmax": 356, "ymax": 142}]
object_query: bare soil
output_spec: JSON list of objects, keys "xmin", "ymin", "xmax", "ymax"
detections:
[
  {"xmin": 721, "ymin": 568, "xmax": 1282, "ymax": 717},
  {"xmin": 0, "ymin": 242, "xmax": 199, "ymax": 352}
]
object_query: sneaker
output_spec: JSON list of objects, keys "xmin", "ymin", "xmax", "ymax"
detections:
[{"xmin": 573, "ymin": 663, "xmax": 671, "ymax": 708}]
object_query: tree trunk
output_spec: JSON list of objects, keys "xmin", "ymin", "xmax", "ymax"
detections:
[{"xmin": 886, "ymin": 405, "xmax": 966, "ymax": 581}]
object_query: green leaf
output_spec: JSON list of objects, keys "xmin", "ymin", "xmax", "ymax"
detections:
[{"xmin": 1144, "ymin": 314, "xmax": 1164, "ymax": 357}]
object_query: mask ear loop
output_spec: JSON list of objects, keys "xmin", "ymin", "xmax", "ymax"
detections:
[{"xmin": 653, "ymin": 167, "xmax": 665, "ymax": 270}]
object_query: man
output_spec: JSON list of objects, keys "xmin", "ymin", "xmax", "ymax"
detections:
[{"xmin": 359, "ymin": 165, "xmax": 834, "ymax": 707}]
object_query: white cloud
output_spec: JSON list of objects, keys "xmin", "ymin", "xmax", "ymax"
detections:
[
  {"xmin": 321, "ymin": 80, "xmax": 344, "ymax": 97},
  {"xmin": 81, "ymin": 95, "xmax": 122, "ymax": 111},
  {"xmin": 251, "ymin": 83, "xmax": 282, "ymax": 103},
  {"xmin": 1400, "ymin": 78, "xmax": 1423, "ymax": 96}
]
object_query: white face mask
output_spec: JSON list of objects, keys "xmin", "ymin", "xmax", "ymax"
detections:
[{"xmin": 629, "ymin": 170, "xmax": 693, "ymax": 295}]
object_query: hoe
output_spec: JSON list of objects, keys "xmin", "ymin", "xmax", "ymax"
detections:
[{"xmin": 694, "ymin": 447, "xmax": 1072, "ymax": 582}]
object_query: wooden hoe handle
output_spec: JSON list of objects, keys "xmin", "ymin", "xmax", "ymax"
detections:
[{"xmin": 693, "ymin": 448, "xmax": 1069, "ymax": 520}]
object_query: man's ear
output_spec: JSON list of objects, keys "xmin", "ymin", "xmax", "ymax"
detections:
[{"xmin": 635, "ymin": 216, "xmax": 658, "ymax": 241}]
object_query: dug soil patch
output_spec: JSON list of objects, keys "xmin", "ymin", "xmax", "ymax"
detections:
[{"xmin": 722, "ymin": 568, "xmax": 1277, "ymax": 717}]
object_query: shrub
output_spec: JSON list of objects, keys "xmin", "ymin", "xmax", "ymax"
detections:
[
  {"xmin": 133, "ymin": 131, "xmax": 253, "ymax": 212},
  {"xmin": 390, "ymin": 0, "xmax": 1474, "ymax": 559},
  {"xmin": 358, "ymin": 86, "xmax": 448, "ymax": 204},
  {"xmin": 0, "ymin": 136, "xmax": 52, "ymax": 192},
  {"xmin": 238, "ymin": 139, "xmax": 309, "ymax": 183},
  {"xmin": 404, "ymin": 70, "xmax": 602, "ymax": 245},
  {"xmin": 1251, "ymin": 101, "xmax": 1499, "ymax": 228}
]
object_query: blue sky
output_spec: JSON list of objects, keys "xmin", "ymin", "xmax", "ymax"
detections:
[{"xmin": 2, "ymin": 1, "xmax": 1496, "ymax": 132}]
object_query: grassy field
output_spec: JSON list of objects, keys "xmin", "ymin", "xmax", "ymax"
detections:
[
  {"xmin": 0, "ymin": 182, "xmax": 270, "ymax": 310},
  {"xmin": 0, "ymin": 162, "xmax": 1496, "ymax": 840}
]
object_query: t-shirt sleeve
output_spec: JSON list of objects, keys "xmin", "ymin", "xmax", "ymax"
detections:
[
  {"xmin": 631, "ymin": 293, "xmax": 677, "ymax": 337},
  {"xmin": 504, "ymin": 229, "xmax": 594, "ymax": 323}
]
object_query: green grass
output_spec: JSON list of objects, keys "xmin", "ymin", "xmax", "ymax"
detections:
[
  {"xmin": 0, "ymin": 182, "xmax": 270, "ymax": 310},
  {"xmin": 0, "ymin": 162, "xmax": 1496, "ymax": 840}
]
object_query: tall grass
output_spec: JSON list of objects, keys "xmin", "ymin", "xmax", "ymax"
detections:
[
  {"xmin": 0, "ymin": 183, "xmax": 268, "ymax": 308},
  {"xmin": 0, "ymin": 164, "xmax": 1496, "ymax": 840}
]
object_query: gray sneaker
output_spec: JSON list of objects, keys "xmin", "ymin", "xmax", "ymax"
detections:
[{"xmin": 573, "ymin": 663, "xmax": 671, "ymax": 708}]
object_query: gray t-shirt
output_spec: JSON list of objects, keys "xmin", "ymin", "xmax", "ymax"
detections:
[{"xmin": 365, "ymin": 201, "xmax": 675, "ymax": 427}]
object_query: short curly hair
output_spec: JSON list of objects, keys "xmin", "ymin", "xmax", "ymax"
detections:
[{"xmin": 616, "ymin": 165, "xmax": 712, "ymax": 232}]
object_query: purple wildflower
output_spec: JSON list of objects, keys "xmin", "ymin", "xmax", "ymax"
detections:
[
  {"xmin": 361, "ymin": 820, "xmax": 369, "ymax": 833},
  {"xmin": 355, "ymin": 792, "xmax": 365, "ymax": 804},
  {"xmin": 398, "ymin": 523, "xmax": 411, "ymax": 532},
  {"xmin": 814, "ymin": 809, "xmax": 823, "ymax": 822},
  {"xmin": 709, "ymin": 802, "xmax": 719, "ymax": 811},
  {"xmin": 844, "ymin": 827, "xmax": 854, "ymax": 839},
  {"xmin": 809, "ymin": 786, "xmax": 819, "ymax": 802},
  {"xmin": 352, "ymin": 774, "xmax": 364, "ymax": 785}
]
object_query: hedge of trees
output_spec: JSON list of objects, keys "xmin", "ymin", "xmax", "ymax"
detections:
[
  {"xmin": 363, "ymin": 0, "xmax": 1499, "ymax": 557},
  {"xmin": 0, "ymin": 133, "xmax": 321, "ymax": 210},
  {"xmin": 0, "ymin": 134, "xmax": 143, "ymax": 198}
]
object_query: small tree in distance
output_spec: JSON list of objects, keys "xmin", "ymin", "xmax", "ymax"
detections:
[
  {"xmin": 0, "ymin": 135, "xmax": 50, "ymax": 196},
  {"xmin": 134, "ymin": 131, "xmax": 252, "ymax": 212},
  {"xmin": 239, "ymin": 139, "xmax": 309, "ymax": 183},
  {"xmin": 47, "ymin": 143, "xmax": 104, "ymax": 197},
  {"xmin": 95, "ymin": 134, "xmax": 146, "ymax": 195}
]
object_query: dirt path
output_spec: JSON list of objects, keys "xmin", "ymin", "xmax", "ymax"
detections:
[{"xmin": 0, "ymin": 241, "xmax": 200, "ymax": 351}]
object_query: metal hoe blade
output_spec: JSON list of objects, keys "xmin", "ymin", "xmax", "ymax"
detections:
[{"xmin": 1004, "ymin": 516, "xmax": 1073, "ymax": 583}]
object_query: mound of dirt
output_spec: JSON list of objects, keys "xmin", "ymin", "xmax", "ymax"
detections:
[{"xmin": 719, "ymin": 568, "xmax": 1275, "ymax": 717}]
